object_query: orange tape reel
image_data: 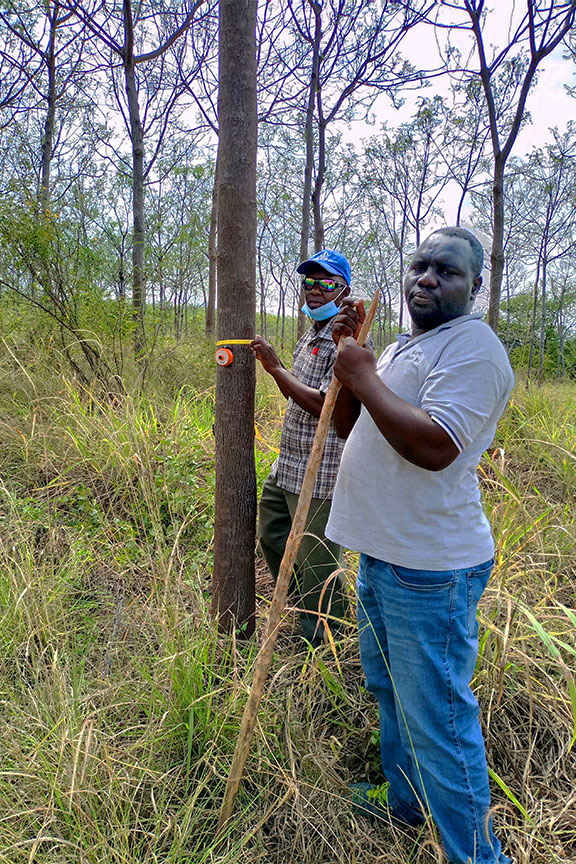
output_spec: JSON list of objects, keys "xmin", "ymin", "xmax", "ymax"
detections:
[{"xmin": 215, "ymin": 347, "xmax": 234, "ymax": 366}]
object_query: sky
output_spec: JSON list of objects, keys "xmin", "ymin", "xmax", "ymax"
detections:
[
  {"xmin": 515, "ymin": 45, "xmax": 576, "ymax": 153},
  {"xmin": 335, "ymin": 4, "xmax": 576, "ymax": 304},
  {"xmin": 341, "ymin": 5, "xmax": 576, "ymax": 226},
  {"xmin": 399, "ymin": 2, "xmax": 576, "ymax": 158}
]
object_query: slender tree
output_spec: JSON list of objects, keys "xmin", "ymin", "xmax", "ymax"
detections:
[
  {"xmin": 66, "ymin": 0, "xmax": 209, "ymax": 356},
  {"xmin": 277, "ymin": 0, "xmax": 437, "ymax": 334},
  {"xmin": 508, "ymin": 134, "xmax": 576, "ymax": 380},
  {"xmin": 432, "ymin": 80, "xmax": 492, "ymax": 225},
  {"xmin": 196, "ymin": 2, "xmax": 296, "ymax": 338},
  {"xmin": 470, "ymin": 131, "xmax": 576, "ymax": 377},
  {"xmin": 356, "ymin": 99, "xmax": 456, "ymax": 328},
  {"xmin": 146, "ymin": 141, "xmax": 213, "ymax": 328},
  {"xmin": 211, "ymin": 0, "xmax": 258, "ymax": 634},
  {"xmin": 437, "ymin": 0, "xmax": 576, "ymax": 331},
  {"xmin": 0, "ymin": 1, "xmax": 90, "ymax": 214}
]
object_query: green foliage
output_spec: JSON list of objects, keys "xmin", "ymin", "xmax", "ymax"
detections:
[{"xmin": 502, "ymin": 291, "xmax": 576, "ymax": 379}]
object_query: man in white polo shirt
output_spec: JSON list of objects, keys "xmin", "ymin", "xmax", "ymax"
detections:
[{"xmin": 326, "ymin": 228, "xmax": 514, "ymax": 864}]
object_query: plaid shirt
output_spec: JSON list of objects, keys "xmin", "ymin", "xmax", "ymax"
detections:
[{"xmin": 274, "ymin": 319, "xmax": 344, "ymax": 499}]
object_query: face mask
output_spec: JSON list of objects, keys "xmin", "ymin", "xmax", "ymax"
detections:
[{"xmin": 301, "ymin": 286, "xmax": 346, "ymax": 321}]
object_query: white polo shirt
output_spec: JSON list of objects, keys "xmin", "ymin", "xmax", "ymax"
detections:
[{"xmin": 325, "ymin": 314, "xmax": 514, "ymax": 570}]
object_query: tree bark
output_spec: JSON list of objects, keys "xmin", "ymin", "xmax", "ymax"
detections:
[
  {"xmin": 123, "ymin": 0, "xmax": 146, "ymax": 358},
  {"xmin": 538, "ymin": 255, "xmax": 548, "ymax": 385},
  {"xmin": 39, "ymin": 3, "xmax": 58, "ymax": 216},
  {"xmin": 297, "ymin": 0, "xmax": 321, "ymax": 339},
  {"xmin": 527, "ymin": 253, "xmax": 542, "ymax": 382},
  {"xmin": 206, "ymin": 152, "xmax": 219, "ymax": 337},
  {"xmin": 312, "ymin": 115, "xmax": 325, "ymax": 251},
  {"xmin": 556, "ymin": 277, "xmax": 566, "ymax": 378},
  {"xmin": 487, "ymin": 154, "xmax": 505, "ymax": 332},
  {"xmin": 211, "ymin": 0, "xmax": 258, "ymax": 635}
]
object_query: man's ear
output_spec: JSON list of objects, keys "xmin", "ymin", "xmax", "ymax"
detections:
[{"xmin": 471, "ymin": 276, "xmax": 482, "ymax": 299}]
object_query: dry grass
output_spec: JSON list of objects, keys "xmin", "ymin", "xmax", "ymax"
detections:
[{"xmin": 0, "ymin": 342, "xmax": 574, "ymax": 864}]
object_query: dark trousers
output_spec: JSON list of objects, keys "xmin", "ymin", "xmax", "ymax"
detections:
[{"xmin": 257, "ymin": 472, "xmax": 348, "ymax": 644}]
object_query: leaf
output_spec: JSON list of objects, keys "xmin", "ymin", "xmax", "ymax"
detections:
[{"xmin": 487, "ymin": 767, "xmax": 535, "ymax": 825}]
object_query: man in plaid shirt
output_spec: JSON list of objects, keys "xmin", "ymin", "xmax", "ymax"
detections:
[{"xmin": 251, "ymin": 249, "xmax": 352, "ymax": 646}]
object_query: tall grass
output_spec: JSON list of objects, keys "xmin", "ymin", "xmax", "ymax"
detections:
[{"xmin": 0, "ymin": 331, "xmax": 574, "ymax": 863}]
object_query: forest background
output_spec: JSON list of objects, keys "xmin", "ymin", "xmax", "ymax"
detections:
[{"xmin": 0, "ymin": 2, "xmax": 575, "ymax": 863}]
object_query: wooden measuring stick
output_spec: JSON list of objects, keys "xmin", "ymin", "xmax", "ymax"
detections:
[{"xmin": 217, "ymin": 292, "xmax": 379, "ymax": 834}]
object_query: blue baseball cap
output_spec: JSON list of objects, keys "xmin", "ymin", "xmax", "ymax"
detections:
[{"xmin": 297, "ymin": 249, "xmax": 351, "ymax": 285}]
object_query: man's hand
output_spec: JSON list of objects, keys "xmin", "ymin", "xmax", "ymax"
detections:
[
  {"xmin": 334, "ymin": 337, "xmax": 377, "ymax": 392},
  {"xmin": 251, "ymin": 335, "xmax": 324, "ymax": 416},
  {"xmin": 332, "ymin": 297, "xmax": 365, "ymax": 344},
  {"xmin": 250, "ymin": 336, "xmax": 284, "ymax": 374}
]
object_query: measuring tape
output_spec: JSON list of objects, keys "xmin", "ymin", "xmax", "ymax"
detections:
[{"xmin": 215, "ymin": 339, "xmax": 253, "ymax": 366}]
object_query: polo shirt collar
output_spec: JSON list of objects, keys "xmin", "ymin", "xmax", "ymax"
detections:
[{"xmin": 395, "ymin": 313, "xmax": 483, "ymax": 350}]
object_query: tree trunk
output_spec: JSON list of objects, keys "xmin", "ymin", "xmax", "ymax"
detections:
[
  {"xmin": 504, "ymin": 258, "xmax": 511, "ymax": 351},
  {"xmin": 257, "ymin": 234, "xmax": 267, "ymax": 337},
  {"xmin": 537, "ymin": 255, "xmax": 548, "ymax": 385},
  {"xmin": 487, "ymin": 154, "xmax": 505, "ymax": 333},
  {"xmin": 556, "ymin": 277, "xmax": 566, "ymax": 379},
  {"xmin": 211, "ymin": 0, "xmax": 258, "ymax": 636},
  {"xmin": 527, "ymin": 257, "xmax": 541, "ymax": 382},
  {"xmin": 297, "ymin": 1, "xmax": 321, "ymax": 339},
  {"xmin": 312, "ymin": 117, "xmax": 325, "ymax": 250},
  {"xmin": 398, "ymin": 218, "xmax": 407, "ymax": 333},
  {"xmin": 206, "ymin": 152, "xmax": 219, "ymax": 337},
  {"xmin": 39, "ymin": 4, "xmax": 58, "ymax": 216},
  {"xmin": 468, "ymin": 1, "xmax": 576, "ymax": 333},
  {"xmin": 123, "ymin": 0, "xmax": 146, "ymax": 358},
  {"xmin": 118, "ymin": 241, "xmax": 127, "ymax": 300}
]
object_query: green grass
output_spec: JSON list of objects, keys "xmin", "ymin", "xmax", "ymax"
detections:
[{"xmin": 0, "ymin": 328, "xmax": 574, "ymax": 863}]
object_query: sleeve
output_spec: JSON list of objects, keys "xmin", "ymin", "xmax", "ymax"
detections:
[{"xmin": 420, "ymin": 337, "xmax": 513, "ymax": 452}]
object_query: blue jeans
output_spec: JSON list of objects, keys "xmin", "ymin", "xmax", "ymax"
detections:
[{"xmin": 357, "ymin": 554, "xmax": 512, "ymax": 864}]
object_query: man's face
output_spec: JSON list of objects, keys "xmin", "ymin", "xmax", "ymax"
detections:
[
  {"xmin": 302, "ymin": 268, "xmax": 349, "ymax": 311},
  {"xmin": 403, "ymin": 234, "xmax": 481, "ymax": 337}
]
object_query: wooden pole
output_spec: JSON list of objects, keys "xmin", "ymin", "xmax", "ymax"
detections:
[{"xmin": 217, "ymin": 293, "xmax": 379, "ymax": 833}]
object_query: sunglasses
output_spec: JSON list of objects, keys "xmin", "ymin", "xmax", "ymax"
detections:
[{"xmin": 302, "ymin": 276, "xmax": 343, "ymax": 293}]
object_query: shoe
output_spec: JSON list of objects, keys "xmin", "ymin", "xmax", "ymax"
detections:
[{"xmin": 348, "ymin": 781, "xmax": 391, "ymax": 820}]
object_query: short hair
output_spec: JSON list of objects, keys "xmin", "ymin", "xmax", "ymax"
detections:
[{"xmin": 430, "ymin": 227, "xmax": 484, "ymax": 278}]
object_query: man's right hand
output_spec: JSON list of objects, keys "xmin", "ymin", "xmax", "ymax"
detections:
[
  {"xmin": 251, "ymin": 335, "xmax": 324, "ymax": 417},
  {"xmin": 250, "ymin": 336, "xmax": 284, "ymax": 374},
  {"xmin": 332, "ymin": 298, "xmax": 365, "ymax": 344}
]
